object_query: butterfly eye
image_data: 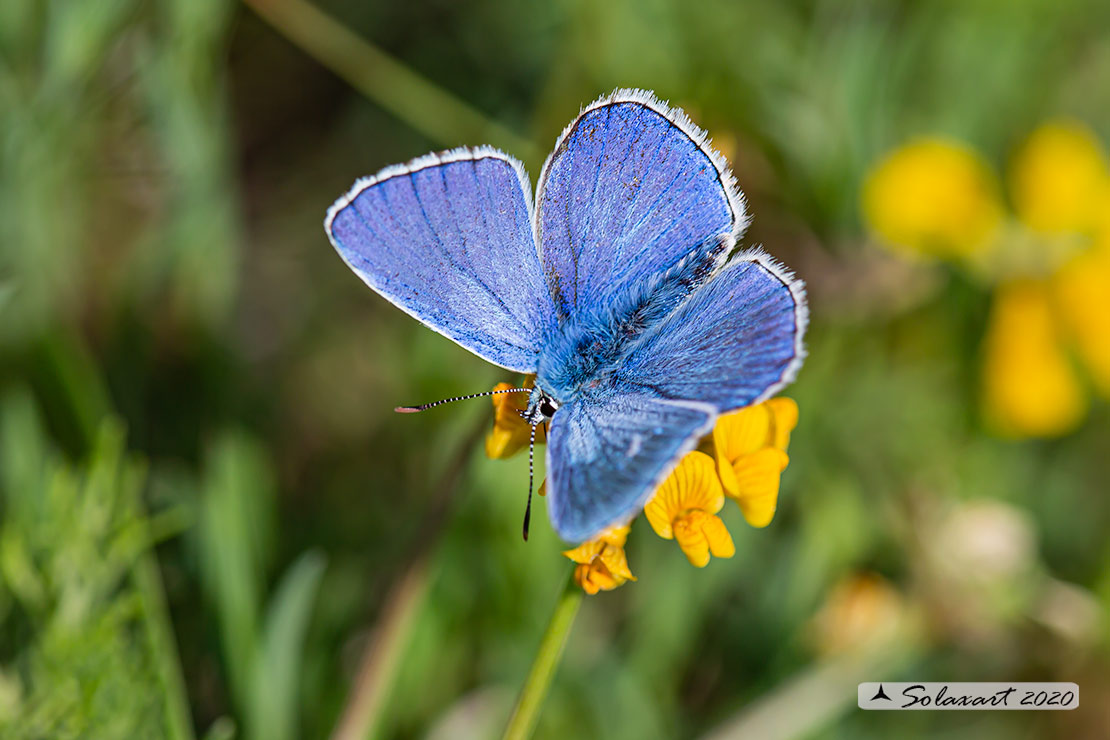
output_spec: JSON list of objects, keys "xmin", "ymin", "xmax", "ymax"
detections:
[{"xmin": 540, "ymin": 399, "xmax": 557, "ymax": 417}]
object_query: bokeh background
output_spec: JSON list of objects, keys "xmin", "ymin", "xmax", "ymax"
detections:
[{"xmin": 2, "ymin": 0, "xmax": 1109, "ymax": 738}]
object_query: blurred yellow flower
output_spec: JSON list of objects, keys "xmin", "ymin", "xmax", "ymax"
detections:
[
  {"xmin": 862, "ymin": 138, "xmax": 1003, "ymax": 258},
  {"xmin": 982, "ymin": 280, "xmax": 1086, "ymax": 437},
  {"xmin": 644, "ymin": 451, "xmax": 735, "ymax": 567},
  {"xmin": 865, "ymin": 121, "xmax": 1110, "ymax": 438},
  {"xmin": 485, "ymin": 380, "xmax": 545, "ymax": 459},
  {"xmin": 713, "ymin": 397, "xmax": 796, "ymax": 527},
  {"xmin": 563, "ymin": 523, "xmax": 635, "ymax": 595},
  {"xmin": 810, "ymin": 572, "xmax": 907, "ymax": 657},
  {"xmin": 1053, "ymin": 240, "xmax": 1110, "ymax": 397},
  {"xmin": 1009, "ymin": 120, "xmax": 1109, "ymax": 235}
]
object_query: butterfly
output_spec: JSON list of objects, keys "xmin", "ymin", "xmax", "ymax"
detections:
[{"xmin": 325, "ymin": 89, "xmax": 807, "ymax": 544}]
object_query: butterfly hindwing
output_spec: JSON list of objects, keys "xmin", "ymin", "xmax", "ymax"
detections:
[
  {"xmin": 546, "ymin": 391, "xmax": 715, "ymax": 543},
  {"xmin": 544, "ymin": 252, "xmax": 804, "ymax": 543},
  {"xmin": 619, "ymin": 251, "xmax": 806, "ymax": 412},
  {"xmin": 326, "ymin": 147, "xmax": 555, "ymax": 372},
  {"xmin": 535, "ymin": 90, "xmax": 747, "ymax": 322}
]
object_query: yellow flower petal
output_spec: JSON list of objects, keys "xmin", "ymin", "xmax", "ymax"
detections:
[
  {"xmin": 1053, "ymin": 243, "xmax": 1110, "ymax": 398},
  {"xmin": 713, "ymin": 404, "xmax": 773, "ymax": 461},
  {"xmin": 593, "ymin": 523, "xmax": 630, "ymax": 548},
  {"xmin": 484, "ymin": 381, "xmax": 544, "ymax": 459},
  {"xmin": 644, "ymin": 451, "xmax": 724, "ymax": 539},
  {"xmin": 673, "ymin": 511, "xmax": 712, "ymax": 567},
  {"xmin": 563, "ymin": 524, "xmax": 634, "ymax": 594},
  {"xmin": 982, "ymin": 280, "xmax": 1087, "ymax": 437},
  {"xmin": 729, "ymin": 447, "xmax": 789, "ymax": 527},
  {"xmin": 598, "ymin": 542, "xmax": 636, "ymax": 582},
  {"xmin": 673, "ymin": 510, "xmax": 734, "ymax": 567},
  {"xmin": 562, "ymin": 523, "xmax": 629, "ymax": 561},
  {"xmin": 766, "ymin": 397, "xmax": 799, "ymax": 451},
  {"xmin": 1010, "ymin": 120, "xmax": 1108, "ymax": 235},
  {"xmin": 713, "ymin": 399, "xmax": 796, "ymax": 521},
  {"xmin": 702, "ymin": 513, "xmax": 736, "ymax": 559},
  {"xmin": 484, "ymin": 427, "xmax": 522, "ymax": 459},
  {"xmin": 562, "ymin": 539, "xmax": 604, "ymax": 565},
  {"xmin": 646, "ymin": 452, "xmax": 735, "ymax": 568},
  {"xmin": 599, "ymin": 522, "xmax": 631, "ymax": 547},
  {"xmin": 716, "ymin": 450, "xmax": 740, "ymax": 501},
  {"xmin": 571, "ymin": 548, "xmax": 632, "ymax": 593},
  {"xmin": 573, "ymin": 563, "xmax": 609, "ymax": 595},
  {"xmin": 862, "ymin": 138, "xmax": 1003, "ymax": 258}
]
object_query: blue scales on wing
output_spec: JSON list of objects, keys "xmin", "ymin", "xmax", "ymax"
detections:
[
  {"xmin": 618, "ymin": 252, "xmax": 806, "ymax": 413},
  {"xmin": 546, "ymin": 391, "xmax": 715, "ymax": 543},
  {"xmin": 325, "ymin": 147, "xmax": 556, "ymax": 373},
  {"xmin": 534, "ymin": 90, "xmax": 747, "ymax": 323},
  {"xmin": 534, "ymin": 92, "xmax": 806, "ymax": 543},
  {"xmin": 542, "ymin": 252, "xmax": 806, "ymax": 542}
]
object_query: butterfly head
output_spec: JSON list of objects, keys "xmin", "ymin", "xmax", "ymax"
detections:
[{"xmin": 521, "ymin": 387, "xmax": 560, "ymax": 426}]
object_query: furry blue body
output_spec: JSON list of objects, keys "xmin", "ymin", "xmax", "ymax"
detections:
[{"xmin": 535, "ymin": 235, "xmax": 728, "ymax": 406}]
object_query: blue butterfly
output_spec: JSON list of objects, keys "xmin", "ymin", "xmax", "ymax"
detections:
[{"xmin": 325, "ymin": 89, "xmax": 807, "ymax": 544}]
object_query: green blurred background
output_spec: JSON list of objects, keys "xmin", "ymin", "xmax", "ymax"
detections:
[{"xmin": 1, "ymin": 0, "xmax": 1108, "ymax": 738}]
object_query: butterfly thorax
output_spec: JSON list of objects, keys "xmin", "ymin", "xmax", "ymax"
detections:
[
  {"xmin": 535, "ymin": 235, "xmax": 729, "ymax": 405},
  {"xmin": 534, "ymin": 318, "xmax": 627, "ymax": 404}
]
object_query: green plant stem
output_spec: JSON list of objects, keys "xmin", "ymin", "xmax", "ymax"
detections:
[
  {"xmin": 502, "ymin": 568, "xmax": 584, "ymax": 740},
  {"xmin": 134, "ymin": 549, "xmax": 197, "ymax": 740},
  {"xmin": 241, "ymin": 0, "xmax": 539, "ymax": 162}
]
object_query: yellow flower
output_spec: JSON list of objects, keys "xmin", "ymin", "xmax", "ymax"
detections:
[
  {"xmin": 1052, "ymin": 238, "xmax": 1110, "ymax": 398},
  {"xmin": 862, "ymin": 138, "xmax": 1003, "ymax": 258},
  {"xmin": 713, "ymin": 398, "xmax": 797, "ymax": 527},
  {"xmin": 865, "ymin": 122, "xmax": 1110, "ymax": 438},
  {"xmin": 563, "ymin": 523, "xmax": 635, "ymax": 594},
  {"xmin": 810, "ymin": 572, "xmax": 907, "ymax": 657},
  {"xmin": 484, "ymin": 380, "xmax": 545, "ymax": 459},
  {"xmin": 982, "ymin": 279, "xmax": 1085, "ymax": 437},
  {"xmin": 1009, "ymin": 120, "xmax": 1109, "ymax": 235},
  {"xmin": 644, "ymin": 451, "xmax": 735, "ymax": 567}
]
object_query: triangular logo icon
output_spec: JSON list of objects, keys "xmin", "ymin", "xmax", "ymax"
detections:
[{"xmin": 870, "ymin": 684, "xmax": 892, "ymax": 701}]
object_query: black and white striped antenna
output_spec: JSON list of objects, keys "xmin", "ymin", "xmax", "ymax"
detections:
[
  {"xmin": 394, "ymin": 387, "xmax": 530, "ymax": 413},
  {"xmin": 522, "ymin": 422, "xmax": 537, "ymax": 541},
  {"xmin": 396, "ymin": 385, "xmax": 542, "ymax": 543}
]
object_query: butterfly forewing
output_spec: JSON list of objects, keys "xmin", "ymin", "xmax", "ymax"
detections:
[
  {"xmin": 535, "ymin": 90, "xmax": 747, "ymax": 323},
  {"xmin": 326, "ymin": 147, "xmax": 555, "ymax": 373}
]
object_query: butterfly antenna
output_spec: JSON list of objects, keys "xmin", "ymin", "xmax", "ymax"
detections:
[
  {"xmin": 523, "ymin": 422, "xmax": 537, "ymax": 541},
  {"xmin": 394, "ymin": 387, "xmax": 530, "ymax": 413}
]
